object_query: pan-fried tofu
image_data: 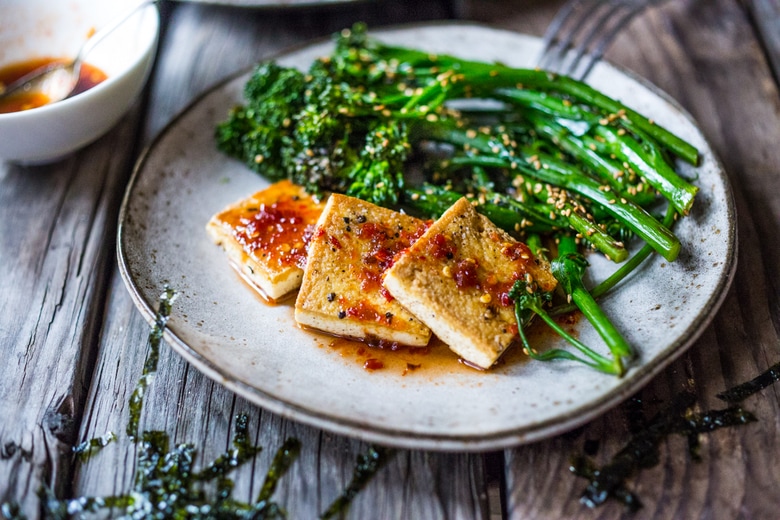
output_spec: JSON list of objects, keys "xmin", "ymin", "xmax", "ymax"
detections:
[
  {"xmin": 206, "ymin": 180, "xmax": 326, "ymax": 302},
  {"xmin": 383, "ymin": 197, "xmax": 557, "ymax": 369},
  {"xmin": 295, "ymin": 194, "xmax": 432, "ymax": 346}
]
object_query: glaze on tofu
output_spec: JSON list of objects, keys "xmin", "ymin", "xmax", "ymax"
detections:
[
  {"xmin": 206, "ymin": 180, "xmax": 325, "ymax": 302},
  {"xmin": 295, "ymin": 193, "xmax": 432, "ymax": 347},
  {"xmin": 383, "ymin": 197, "xmax": 557, "ymax": 369}
]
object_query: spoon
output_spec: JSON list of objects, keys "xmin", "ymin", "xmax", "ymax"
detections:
[{"xmin": 0, "ymin": 0, "xmax": 155, "ymax": 105}]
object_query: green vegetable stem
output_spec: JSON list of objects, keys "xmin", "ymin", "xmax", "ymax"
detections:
[{"xmin": 551, "ymin": 235, "xmax": 633, "ymax": 376}]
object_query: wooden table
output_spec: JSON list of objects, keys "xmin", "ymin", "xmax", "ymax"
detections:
[{"xmin": 3, "ymin": 0, "xmax": 780, "ymax": 517}]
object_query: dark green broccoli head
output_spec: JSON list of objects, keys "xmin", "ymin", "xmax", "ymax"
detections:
[
  {"xmin": 344, "ymin": 121, "xmax": 409, "ymax": 206},
  {"xmin": 244, "ymin": 62, "xmax": 307, "ymax": 127}
]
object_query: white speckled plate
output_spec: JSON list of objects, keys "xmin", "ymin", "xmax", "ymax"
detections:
[{"xmin": 118, "ymin": 23, "xmax": 736, "ymax": 451}]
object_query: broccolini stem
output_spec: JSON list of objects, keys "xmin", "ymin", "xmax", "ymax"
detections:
[
  {"xmin": 411, "ymin": 119, "xmax": 678, "ymax": 260},
  {"xmin": 567, "ymin": 209, "xmax": 629, "ymax": 263},
  {"xmin": 549, "ymin": 204, "xmax": 677, "ymax": 317},
  {"xmin": 450, "ymin": 152, "xmax": 680, "ymax": 262},
  {"xmin": 518, "ymin": 152, "xmax": 679, "ymax": 261},
  {"xmin": 405, "ymin": 184, "xmax": 627, "ymax": 261},
  {"xmin": 522, "ymin": 116, "xmax": 657, "ymax": 207},
  {"xmin": 403, "ymin": 185, "xmax": 559, "ymax": 234},
  {"xmin": 373, "ymin": 45, "xmax": 699, "ymax": 164},
  {"xmin": 497, "ymin": 90, "xmax": 686, "ymax": 210},
  {"xmin": 510, "ymin": 282, "xmax": 623, "ymax": 375},
  {"xmin": 594, "ymin": 125, "xmax": 698, "ymax": 215},
  {"xmin": 553, "ymin": 235, "xmax": 633, "ymax": 375}
]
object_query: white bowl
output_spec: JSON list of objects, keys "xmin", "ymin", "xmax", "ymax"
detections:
[{"xmin": 0, "ymin": 0, "xmax": 160, "ymax": 164}]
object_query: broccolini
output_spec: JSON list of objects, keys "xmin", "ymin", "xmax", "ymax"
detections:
[{"xmin": 215, "ymin": 22, "xmax": 701, "ymax": 376}]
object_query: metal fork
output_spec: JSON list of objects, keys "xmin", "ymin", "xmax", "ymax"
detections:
[{"xmin": 538, "ymin": 0, "xmax": 670, "ymax": 80}]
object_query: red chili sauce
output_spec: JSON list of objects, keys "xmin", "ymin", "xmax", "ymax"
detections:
[
  {"xmin": 223, "ymin": 195, "xmax": 322, "ymax": 271},
  {"xmin": 424, "ymin": 232, "xmax": 538, "ymax": 308},
  {"xmin": 0, "ymin": 57, "xmax": 108, "ymax": 114},
  {"xmin": 344, "ymin": 218, "xmax": 429, "ymax": 325}
]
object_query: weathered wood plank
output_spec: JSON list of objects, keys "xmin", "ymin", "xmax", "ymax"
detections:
[
  {"xmin": 0, "ymin": 115, "xmax": 141, "ymax": 514},
  {"xmin": 749, "ymin": 0, "xmax": 780, "ymax": 83}
]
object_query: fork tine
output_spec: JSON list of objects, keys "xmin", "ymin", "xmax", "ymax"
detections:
[
  {"xmin": 538, "ymin": 0, "xmax": 588, "ymax": 57},
  {"xmin": 539, "ymin": 0, "xmax": 625, "ymax": 74},
  {"xmin": 565, "ymin": 0, "xmax": 641, "ymax": 78},
  {"xmin": 538, "ymin": 0, "xmax": 603, "ymax": 71},
  {"xmin": 572, "ymin": 0, "xmax": 669, "ymax": 79},
  {"xmin": 539, "ymin": 0, "xmax": 668, "ymax": 81}
]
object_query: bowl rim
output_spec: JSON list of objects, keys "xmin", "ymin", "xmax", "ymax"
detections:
[{"xmin": 0, "ymin": 1, "xmax": 160, "ymax": 121}]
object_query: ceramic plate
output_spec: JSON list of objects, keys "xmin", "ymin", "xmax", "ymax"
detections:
[{"xmin": 118, "ymin": 23, "xmax": 736, "ymax": 451}]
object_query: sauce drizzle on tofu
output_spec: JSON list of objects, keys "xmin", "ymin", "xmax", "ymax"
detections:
[
  {"xmin": 295, "ymin": 194, "xmax": 432, "ymax": 346},
  {"xmin": 316, "ymin": 212, "xmax": 430, "ymax": 319},
  {"xmin": 219, "ymin": 185, "xmax": 323, "ymax": 270},
  {"xmin": 356, "ymin": 219, "xmax": 429, "ymax": 301},
  {"xmin": 423, "ymin": 231, "xmax": 543, "ymax": 309},
  {"xmin": 206, "ymin": 180, "xmax": 326, "ymax": 302}
]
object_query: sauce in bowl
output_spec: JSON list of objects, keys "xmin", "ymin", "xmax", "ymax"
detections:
[{"xmin": 0, "ymin": 57, "xmax": 108, "ymax": 114}]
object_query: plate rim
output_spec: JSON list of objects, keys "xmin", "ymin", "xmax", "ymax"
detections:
[{"xmin": 117, "ymin": 21, "xmax": 738, "ymax": 451}]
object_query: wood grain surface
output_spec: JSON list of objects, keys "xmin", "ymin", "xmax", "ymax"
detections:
[{"xmin": 2, "ymin": 0, "xmax": 780, "ymax": 518}]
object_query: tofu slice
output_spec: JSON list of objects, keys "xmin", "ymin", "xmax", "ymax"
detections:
[
  {"xmin": 295, "ymin": 194, "xmax": 432, "ymax": 346},
  {"xmin": 383, "ymin": 197, "xmax": 557, "ymax": 369},
  {"xmin": 206, "ymin": 180, "xmax": 325, "ymax": 302}
]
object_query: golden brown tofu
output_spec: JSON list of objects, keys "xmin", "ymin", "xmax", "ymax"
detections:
[
  {"xmin": 383, "ymin": 197, "xmax": 557, "ymax": 369},
  {"xmin": 206, "ymin": 180, "xmax": 326, "ymax": 302},
  {"xmin": 295, "ymin": 194, "xmax": 432, "ymax": 346}
]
